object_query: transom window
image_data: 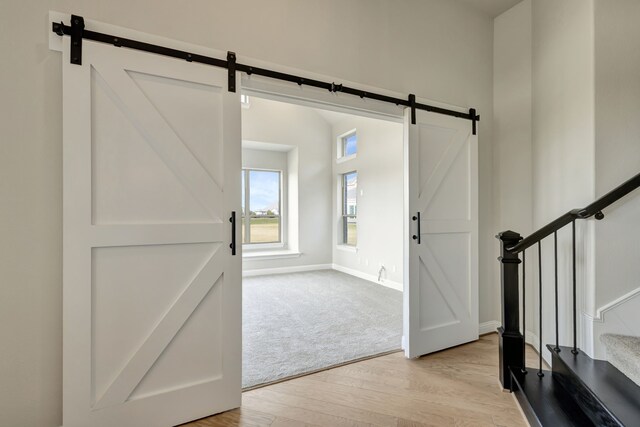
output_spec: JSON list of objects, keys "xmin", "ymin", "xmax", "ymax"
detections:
[
  {"xmin": 340, "ymin": 131, "xmax": 357, "ymax": 158},
  {"xmin": 241, "ymin": 169, "xmax": 282, "ymax": 244},
  {"xmin": 342, "ymin": 171, "xmax": 358, "ymax": 246}
]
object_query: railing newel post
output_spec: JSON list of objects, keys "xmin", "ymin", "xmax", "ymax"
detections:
[{"xmin": 497, "ymin": 230, "xmax": 525, "ymax": 390}]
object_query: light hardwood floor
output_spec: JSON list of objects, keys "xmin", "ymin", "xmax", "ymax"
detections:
[{"xmin": 186, "ymin": 333, "xmax": 538, "ymax": 427}]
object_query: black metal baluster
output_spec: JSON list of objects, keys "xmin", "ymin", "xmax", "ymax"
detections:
[
  {"xmin": 538, "ymin": 241, "xmax": 544, "ymax": 378},
  {"xmin": 572, "ymin": 220, "xmax": 578, "ymax": 355},
  {"xmin": 521, "ymin": 250, "xmax": 527, "ymax": 374},
  {"xmin": 554, "ymin": 231, "xmax": 560, "ymax": 352}
]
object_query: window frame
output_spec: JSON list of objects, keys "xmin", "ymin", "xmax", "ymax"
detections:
[
  {"xmin": 341, "ymin": 171, "xmax": 358, "ymax": 247},
  {"xmin": 240, "ymin": 94, "xmax": 251, "ymax": 108},
  {"xmin": 241, "ymin": 168, "xmax": 284, "ymax": 248},
  {"xmin": 337, "ymin": 129, "xmax": 357, "ymax": 162}
]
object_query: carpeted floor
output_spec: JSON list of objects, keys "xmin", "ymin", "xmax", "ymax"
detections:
[{"xmin": 242, "ymin": 269, "xmax": 403, "ymax": 388}]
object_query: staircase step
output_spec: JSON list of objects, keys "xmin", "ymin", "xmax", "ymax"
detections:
[
  {"xmin": 601, "ymin": 334, "xmax": 640, "ymax": 386},
  {"xmin": 510, "ymin": 368, "xmax": 595, "ymax": 427},
  {"xmin": 550, "ymin": 345, "xmax": 640, "ymax": 427}
]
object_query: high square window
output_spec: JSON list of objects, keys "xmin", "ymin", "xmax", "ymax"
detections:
[{"xmin": 339, "ymin": 131, "xmax": 357, "ymax": 159}]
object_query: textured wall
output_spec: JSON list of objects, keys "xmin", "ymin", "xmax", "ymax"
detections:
[{"xmin": 0, "ymin": 1, "xmax": 494, "ymax": 425}]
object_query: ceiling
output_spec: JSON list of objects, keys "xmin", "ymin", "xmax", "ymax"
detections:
[{"xmin": 455, "ymin": 0, "xmax": 523, "ymax": 18}]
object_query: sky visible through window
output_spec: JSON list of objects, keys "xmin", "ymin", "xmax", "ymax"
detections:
[
  {"xmin": 345, "ymin": 172, "xmax": 357, "ymax": 215},
  {"xmin": 344, "ymin": 133, "xmax": 357, "ymax": 156},
  {"xmin": 248, "ymin": 170, "xmax": 280, "ymax": 214}
]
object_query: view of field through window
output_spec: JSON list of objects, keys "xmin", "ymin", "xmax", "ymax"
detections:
[
  {"xmin": 242, "ymin": 169, "xmax": 281, "ymax": 244},
  {"xmin": 343, "ymin": 171, "xmax": 357, "ymax": 246}
]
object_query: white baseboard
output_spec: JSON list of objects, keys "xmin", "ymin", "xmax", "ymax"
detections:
[
  {"xmin": 242, "ymin": 263, "xmax": 403, "ymax": 292},
  {"xmin": 242, "ymin": 263, "xmax": 332, "ymax": 277},
  {"xmin": 479, "ymin": 320, "xmax": 501, "ymax": 335},
  {"xmin": 525, "ymin": 330, "xmax": 540, "ymax": 353},
  {"xmin": 331, "ymin": 264, "xmax": 403, "ymax": 291}
]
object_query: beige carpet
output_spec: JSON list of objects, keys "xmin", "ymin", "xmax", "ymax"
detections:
[{"xmin": 242, "ymin": 269, "xmax": 403, "ymax": 388}]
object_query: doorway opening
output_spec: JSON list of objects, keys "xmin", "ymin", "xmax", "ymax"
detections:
[{"xmin": 240, "ymin": 95, "xmax": 405, "ymax": 389}]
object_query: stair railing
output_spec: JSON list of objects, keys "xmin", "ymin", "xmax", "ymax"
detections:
[{"xmin": 497, "ymin": 171, "xmax": 640, "ymax": 390}]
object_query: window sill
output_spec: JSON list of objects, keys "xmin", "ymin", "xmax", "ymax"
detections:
[
  {"xmin": 242, "ymin": 250, "xmax": 302, "ymax": 260},
  {"xmin": 336, "ymin": 245, "xmax": 357, "ymax": 253},
  {"xmin": 337, "ymin": 154, "xmax": 356, "ymax": 164}
]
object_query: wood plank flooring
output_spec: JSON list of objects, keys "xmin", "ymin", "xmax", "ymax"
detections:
[{"xmin": 186, "ymin": 333, "xmax": 535, "ymax": 427}]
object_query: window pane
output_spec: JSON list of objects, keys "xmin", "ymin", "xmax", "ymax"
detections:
[
  {"xmin": 248, "ymin": 170, "xmax": 281, "ymax": 243},
  {"xmin": 249, "ymin": 170, "xmax": 280, "ymax": 216},
  {"xmin": 249, "ymin": 216, "xmax": 280, "ymax": 243},
  {"xmin": 343, "ymin": 133, "xmax": 357, "ymax": 156},
  {"xmin": 343, "ymin": 172, "xmax": 357, "ymax": 246},
  {"xmin": 344, "ymin": 172, "xmax": 357, "ymax": 216},
  {"xmin": 241, "ymin": 171, "xmax": 245, "ymax": 215},
  {"xmin": 346, "ymin": 217, "xmax": 357, "ymax": 246}
]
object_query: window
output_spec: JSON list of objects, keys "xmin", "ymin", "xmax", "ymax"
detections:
[
  {"xmin": 342, "ymin": 171, "xmax": 357, "ymax": 246},
  {"xmin": 241, "ymin": 169, "xmax": 282, "ymax": 244},
  {"xmin": 339, "ymin": 131, "xmax": 357, "ymax": 159}
]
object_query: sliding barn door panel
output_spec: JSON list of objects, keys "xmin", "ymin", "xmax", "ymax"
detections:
[
  {"xmin": 405, "ymin": 109, "xmax": 478, "ymax": 358},
  {"xmin": 63, "ymin": 38, "xmax": 241, "ymax": 427}
]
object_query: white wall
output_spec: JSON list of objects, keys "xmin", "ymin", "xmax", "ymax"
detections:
[
  {"xmin": 241, "ymin": 98, "xmax": 333, "ymax": 271},
  {"xmin": 0, "ymin": 1, "xmax": 495, "ymax": 425},
  {"xmin": 582, "ymin": 0, "xmax": 640, "ymax": 358},
  {"xmin": 494, "ymin": 0, "xmax": 640, "ymax": 361},
  {"xmin": 593, "ymin": 0, "xmax": 640, "ymax": 308},
  {"xmin": 493, "ymin": 0, "xmax": 533, "ymax": 334},
  {"xmin": 532, "ymin": 0, "xmax": 595, "ymax": 228},
  {"xmin": 331, "ymin": 116, "xmax": 404, "ymax": 287},
  {"xmin": 494, "ymin": 0, "xmax": 596, "ymax": 361},
  {"xmin": 493, "ymin": 0, "xmax": 532, "ymax": 237},
  {"xmin": 242, "ymin": 101, "xmax": 404, "ymax": 288},
  {"xmin": 531, "ymin": 0, "xmax": 596, "ymax": 362}
]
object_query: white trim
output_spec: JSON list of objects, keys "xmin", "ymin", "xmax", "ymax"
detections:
[
  {"xmin": 479, "ymin": 321, "xmax": 501, "ymax": 335},
  {"xmin": 337, "ymin": 128, "xmax": 358, "ymax": 161},
  {"xmin": 332, "ymin": 264, "xmax": 403, "ymax": 291},
  {"xmin": 243, "ymin": 243, "xmax": 285, "ymax": 251},
  {"xmin": 582, "ymin": 312, "xmax": 596, "ymax": 358},
  {"xmin": 242, "ymin": 250, "xmax": 301, "ymax": 261},
  {"xmin": 525, "ymin": 330, "xmax": 540, "ymax": 353},
  {"xmin": 242, "ymin": 264, "xmax": 332, "ymax": 277},
  {"xmin": 336, "ymin": 245, "xmax": 357, "ymax": 253},
  {"xmin": 589, "ymin": 286, "xmax": 640, "ymax": 322},
  {"xmin": 524, "ymin": 329, "xmax": 553, "ymax": 366},
  {"xmin": 581, "ymin": 286, "xmax": 640, "ymax": 359},
  {"xmin": 336, "ymin": 154, "xmax": 357, "ymax": 164}
]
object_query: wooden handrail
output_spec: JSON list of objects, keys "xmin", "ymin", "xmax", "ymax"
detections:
[{"xmin": 507, "ymin": 171, "xmax": 640, "ymax": 253}]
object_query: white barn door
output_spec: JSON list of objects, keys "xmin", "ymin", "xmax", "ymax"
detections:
[
  {"xmin": 62, "ymin": 37, "xmax": 241, "ymax": 427},
  {"xmin": 404, "ymin": 109, "xmax": 478, "ymax": 358}
]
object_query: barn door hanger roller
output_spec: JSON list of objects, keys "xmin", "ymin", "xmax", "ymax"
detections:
[{"xmin": 52, "ymin": 14, "xmax": 480, "ymax": 134}]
